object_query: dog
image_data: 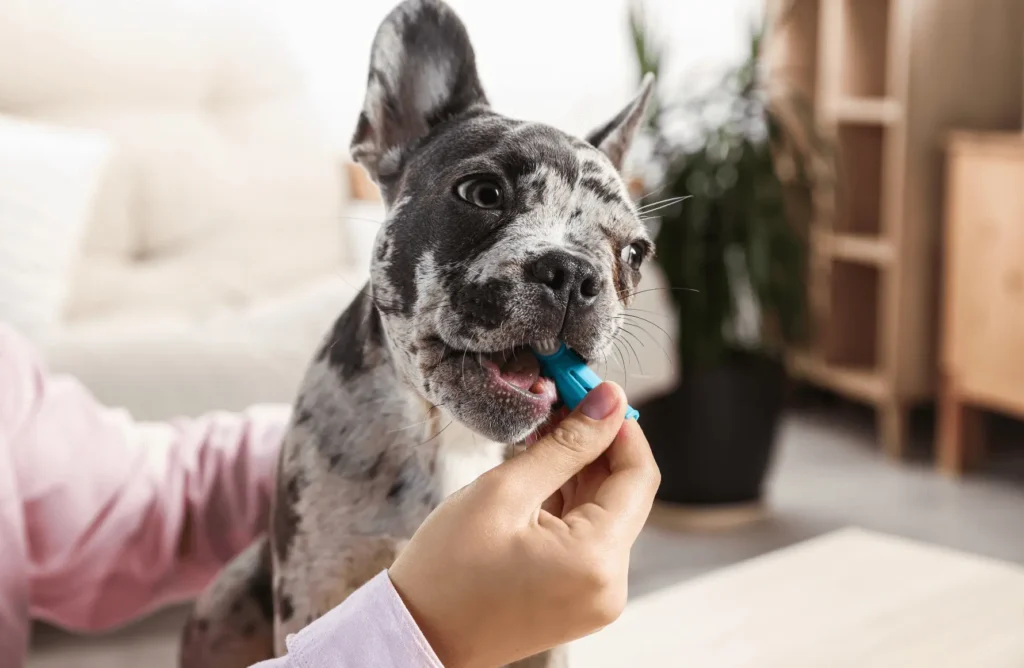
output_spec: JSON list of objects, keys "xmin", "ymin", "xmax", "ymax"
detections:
[{"xmin": 179, "ymin": 1, "xmax": 654, "ymax": 666}]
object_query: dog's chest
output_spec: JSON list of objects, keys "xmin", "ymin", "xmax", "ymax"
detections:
[
  {"xmin": 275, "ymin": 413, "xmax": 503, "ymax": 624},
  {"xmin": 435, "ymin": 414, "xmax": 505, "ymax": 497}
]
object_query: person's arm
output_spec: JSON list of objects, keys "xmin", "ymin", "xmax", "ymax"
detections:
[
  {"xmin": 250, "ymin": 571, "xmax": 443, "ymax": 668},
  {"xmin": 0, "ymin": 324, "xmax": 288, "ymax": 633}
]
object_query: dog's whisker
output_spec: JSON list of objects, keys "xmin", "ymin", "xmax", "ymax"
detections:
[
  {"xmin": 611, "ymin": 340, "xmax": 630, "ymax": 394},
  {"xmin": 619, "ymin": 313, "xmax": 677, "ymax": 345},
  {"xmin": 619, "ymin": 320, "xmax": 673, "ymax": 367},
  {"xmin": 412, "ymin": 419, "xmax": 454, "ymax": 450},
  {"xmin": 385, "ymin": 404, "xmax": 446, "ymax": 435},
  {"xmin": 387, "ymin": 418, "xmax": 435, "ymax": 434},
  {"xmin": 617, "ymin": 333, "xmax": 644, "ymax": 377},
  {"xmin": 635, "ymin": 183, "xmax": 668, "ymax": 204},
  {"xmin": 625, "ymin": 306, "xmax": 673, "ymax": 319},
  {"xmin": 635, "ymin": 195, "xmax": 690, "ymax": 213},
  {"xmin": 619, "ymin": 326, "xmax": 647, "ymax": 352},
  {"xmin": 618, "ymin": 286, "xmax": 699, "ymax": 300}
]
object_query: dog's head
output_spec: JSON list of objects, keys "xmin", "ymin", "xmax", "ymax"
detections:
[{"xmin": 352, "ymin": 0, "xmax": 654, "ymax": 444}]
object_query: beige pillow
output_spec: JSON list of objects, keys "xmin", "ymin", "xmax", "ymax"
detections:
[{"xmin": 0, "ymin": 114, "xmax": 111, "ymax": 344}]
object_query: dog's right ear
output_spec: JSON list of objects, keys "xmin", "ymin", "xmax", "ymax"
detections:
[{"xmin": 351, "ymin": 0, "xmax": 488, "ymax": 182}]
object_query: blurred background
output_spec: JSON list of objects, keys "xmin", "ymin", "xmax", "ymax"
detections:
[{"xmin": 2, "ymin": 0, "xmax": 1022, "ymax": 665}]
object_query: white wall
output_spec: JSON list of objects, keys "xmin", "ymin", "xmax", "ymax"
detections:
[{"xmin": 269, "ymin": 0, "xmax": 760, "ymax": 150}]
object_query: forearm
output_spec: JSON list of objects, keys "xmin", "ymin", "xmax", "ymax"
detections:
[{"xmin": 0, "ymin": 324, "xmax": 289, "ymax": 631}]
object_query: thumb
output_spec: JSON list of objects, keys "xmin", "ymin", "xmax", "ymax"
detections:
[{"xmin": 497, "ymin": 382, "xmax": 627, "ymax": 507}]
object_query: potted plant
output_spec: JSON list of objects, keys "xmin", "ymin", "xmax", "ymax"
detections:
[{"xmin": 628, "ymin": 3, "xmax": 831, "ymax": 513}]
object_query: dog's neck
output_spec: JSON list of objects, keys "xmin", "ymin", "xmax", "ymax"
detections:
[{"xmin": 293, "ymin": 285, "xmax": 504, "ymax": 509}]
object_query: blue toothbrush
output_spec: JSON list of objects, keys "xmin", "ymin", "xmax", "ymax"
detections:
[{"xmin": 532, "ymin": 340, "xmax": 640, "ymax": 421}]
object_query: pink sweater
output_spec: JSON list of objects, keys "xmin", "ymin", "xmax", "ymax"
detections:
[{"xmin": 0, "ymin": 325, "xmax": 441, "ymax": 667}]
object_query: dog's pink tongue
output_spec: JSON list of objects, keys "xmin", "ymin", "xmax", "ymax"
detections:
[{"xmin": 498, "ymin": 349, "xmax": 540, "ymax": 390}]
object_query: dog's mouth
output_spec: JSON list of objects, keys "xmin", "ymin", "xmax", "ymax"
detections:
[
  {"xmin": 428, "ymin": 340, "xmax": 576, "ymax": 444},
  {"xmin": 479, "ymin": 346, "xmax": 557, "ymax": 405},
  {"xmin": 478, "ymin": 346, "xmax": 571, "ymax": 444}
]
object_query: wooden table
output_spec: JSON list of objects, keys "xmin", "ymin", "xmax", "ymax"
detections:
[{"xmin": 569, "ymin": 528, "xmax": 1024, "ymax": 667}]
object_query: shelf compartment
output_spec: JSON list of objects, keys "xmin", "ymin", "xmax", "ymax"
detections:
[
  {"xmin": 767, "ymin": 0, "xmax": 821, "ymax": 100},
  {"xmin": 824, "ymin": 260, "xmax": 880, "ymax": 370},
  {"xmin": 834, "ymin": 123, "xmax": 885, "ymax": 235},
  {"xmin": 839, "ymin": 0, "xmax": 891, "ymax": 98}
]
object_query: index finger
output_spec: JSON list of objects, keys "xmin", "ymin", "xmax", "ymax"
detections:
[{"xmin": 582, "ymin": 419, "xmax": 660, "ymax": 541}]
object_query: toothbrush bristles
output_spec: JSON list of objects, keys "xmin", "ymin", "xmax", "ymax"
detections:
[{"xmin": 532, "ymin": 339, "xmax": 561, "ymax": 355}]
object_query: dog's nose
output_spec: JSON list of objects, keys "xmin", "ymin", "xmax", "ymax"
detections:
[{"xmin": 526, "ymin": 250, "xmax": 604, "ymax": 309}]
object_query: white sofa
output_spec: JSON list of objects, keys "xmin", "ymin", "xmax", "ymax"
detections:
[{"xmin": 0, "ymin": 0, "xmax": 380, "ymax": 419}]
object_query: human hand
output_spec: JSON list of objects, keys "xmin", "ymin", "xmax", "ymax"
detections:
[{"xmin": 388, "ymin": 382, "xmax": 660, "ymax": 668}]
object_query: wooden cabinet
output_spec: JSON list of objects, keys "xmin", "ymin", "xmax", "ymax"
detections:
[{"xmin": 938, "ymin": 133, "xmax": 1024, "ymax": 476}]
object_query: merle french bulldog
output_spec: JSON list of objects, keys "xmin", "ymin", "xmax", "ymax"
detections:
[{"xmin": 179, "ymin": 1, "xmax": 654, "ymax": 666}]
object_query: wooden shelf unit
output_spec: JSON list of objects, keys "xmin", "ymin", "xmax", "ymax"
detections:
[{"xmin": 767, "ymin": 0, "xmax": 1023, "ymax": 457}]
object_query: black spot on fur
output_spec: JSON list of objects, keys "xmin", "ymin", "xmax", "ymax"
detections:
[
  {"xmin": 366, "ymin": 304, "xmax": 385, "ymax": 346},
  {"xmin": 580, "ymin": 177, "xmax": 624, "ymax": 205},
  {"xmin": 278, "ymin": 590, "xmax": 295, "ymax": 622},
  {"xmin": 387, "ymin": 476, "xmax": 407, "ymax": 502},
  {"xmin": 527, "ymin": 176, "xmax": 547, "ymax": 206},
  {"xmin": 293, "ymin": 407, "xmax": 313, "ymax": 427},
  {"xmin": 365, "ymin": 452, "xmax": 386, "ymax": 479},
  {"xmin": 504, "ymin": 152, "xmax": 540, "ymax": 182},
  {"xmin": 397, "ymin": 0, "xmax": 488, "ymax": 130},
  {"xmin": 581, "ymin": 160, "xmax": 604, "ymax": 175},
  {"xmin": 353, "ymin": 111, "xmax": 372, "ymax": 150},
  {"xmin": 451, "ymin": 277, "xmax": 512, "ymax": 331},
  {"xmin": 317, "ymin": 290, "xmax": 385, "ymax": 379},
  {"xmin": 272, "ymin": 472, "xmax": 304, "ymax": 564},
  {"xmin": 329, "ymin": 452, "xmax": 344, "ymax": 470},
  {"xmin": 318, "ymin": 292, "xmax": 366, "ymax": 370},
  {"xmin": 376, "ymin": 238, "xmax": 390, "ymax": 261},
  {"xmin": 242, "ymin": 623, "xmax": 257, "ymax": 637},
  {"xmin": 247, "ymin": 554, "xmax": 275, "ymax": 622}
]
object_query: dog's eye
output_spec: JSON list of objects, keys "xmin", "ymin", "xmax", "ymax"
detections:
[
  {"xmin": 620, "ymin": 242, "xmax": 644, "ymax": 271},
  {"xmin": 456, "ymin": 178, "xmax": 503, "ymax": 209}
]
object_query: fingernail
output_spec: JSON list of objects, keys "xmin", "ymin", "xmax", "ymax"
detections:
[{"xmin": 580, "ymin": 382, "xmax": 619, "ymax": 420}]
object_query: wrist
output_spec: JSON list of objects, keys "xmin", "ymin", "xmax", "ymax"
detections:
[{"xmin": 388, "ymin": 569, "xmax": 474, "ymax": 668}]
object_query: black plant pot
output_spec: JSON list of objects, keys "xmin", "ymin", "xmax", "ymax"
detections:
[{"xmin": 638, "ymin": 356, "xmax": 786, "ymax": 506}]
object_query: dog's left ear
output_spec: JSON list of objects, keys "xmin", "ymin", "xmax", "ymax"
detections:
[
  {"xmin": 586, "ymin": 73, "xmax": 656, "ymax": 172},
  {"xmin": 351, "ymin": 0, "xmax": 488, "ymax": 182}
]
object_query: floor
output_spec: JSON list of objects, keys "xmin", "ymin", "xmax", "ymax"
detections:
[{"xmin": 27, "ymin": 404, "xmax": 1024, "ymax": 667}]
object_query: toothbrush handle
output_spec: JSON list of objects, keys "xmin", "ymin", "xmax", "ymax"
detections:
[{"xmin": 562, "ymin": 365, "xmax": 640, "ymax": 422}]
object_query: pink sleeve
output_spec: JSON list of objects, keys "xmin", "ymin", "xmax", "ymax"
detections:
[
  {"xmin": 0, "ymin": 324, "xmax": 289, "ymax": 637},
  {"xmin": 252, "ymin": 571, "xmax": 443, "ymax": 668}
]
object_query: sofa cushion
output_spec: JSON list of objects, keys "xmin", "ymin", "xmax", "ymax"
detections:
[
  {"xmin": 0, "ymin": 0, "xmax": 345, "ymax": 320},
  {"xmin": 0, "ymin": 114, "xmax": 111, "ymax": 344}
]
